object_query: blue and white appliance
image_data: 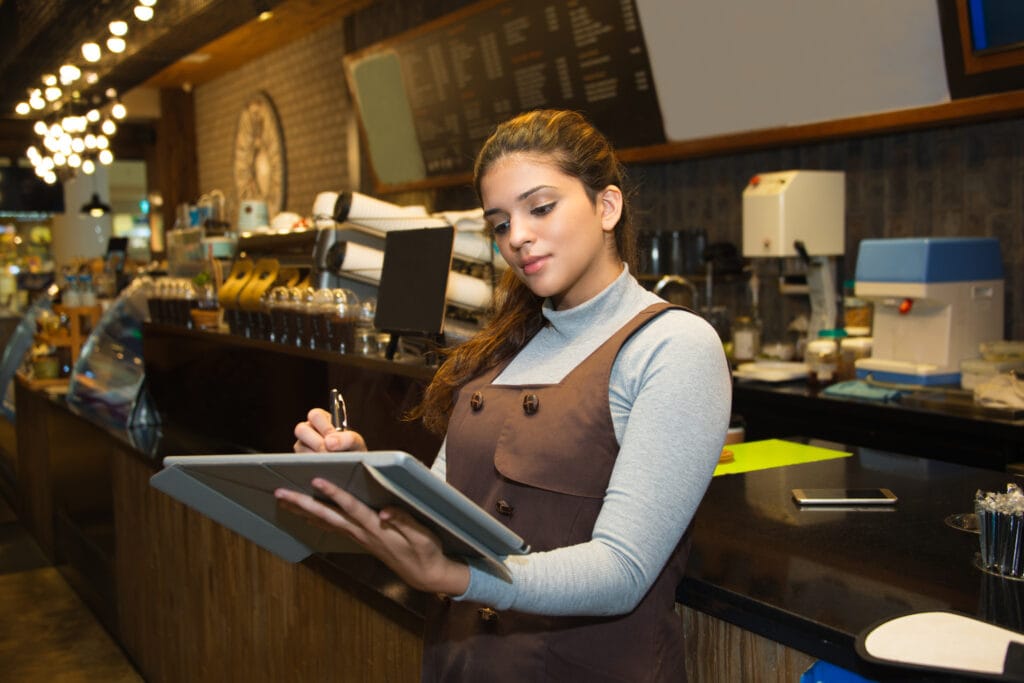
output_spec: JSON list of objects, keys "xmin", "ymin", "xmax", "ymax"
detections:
[{"xmin": 854, "ymin": 237, "xmax": 1004, "ymax": 386}]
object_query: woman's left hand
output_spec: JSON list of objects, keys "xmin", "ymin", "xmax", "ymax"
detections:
[{"xmin": 274, "ymin": 478, "xmax": 470, "ymax": 596}]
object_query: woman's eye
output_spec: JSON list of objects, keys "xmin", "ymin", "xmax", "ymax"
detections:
[
  {"xmin": 531, "ymin": 202, "xmax": 555, "ymax": 217},
  {"xmin": 491, "ymin": 219, "xmax": 510, "ymax": 235}
]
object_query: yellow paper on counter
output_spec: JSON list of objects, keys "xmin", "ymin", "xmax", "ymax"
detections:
[{"xmin": 714, "ymin": 439, "xmax": 852, "ymax": 476}]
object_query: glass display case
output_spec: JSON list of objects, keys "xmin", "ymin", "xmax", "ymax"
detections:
[{"xmin": 66, "ymin": 277, "xmax": 159, "ymax": 430}]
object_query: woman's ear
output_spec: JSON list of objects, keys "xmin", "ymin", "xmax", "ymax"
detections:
[{"xmin": 599, "ymin": 185, "xmax": 623, "ymax": 232}]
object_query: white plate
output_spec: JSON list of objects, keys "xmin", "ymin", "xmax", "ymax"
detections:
[{"xmin": 733, "ymin": 361, "xmax": 810, "ymax": 383}]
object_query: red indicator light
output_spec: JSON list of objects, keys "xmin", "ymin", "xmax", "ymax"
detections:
[{"xmin": 898, "ymin": 298, "xmax": 913, "ymax": 314}]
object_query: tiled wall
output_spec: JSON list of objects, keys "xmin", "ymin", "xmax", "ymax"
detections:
[
  {"xmin": 194, "ymin": 17, "xmax": 1022, "ymax": 341},
  {"xmin": 630, "ymin": 118, "xmax": 1024, "ymax": 340}
]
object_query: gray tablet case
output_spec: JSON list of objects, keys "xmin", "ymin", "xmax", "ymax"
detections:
[{"xmin": 150, "ymin": 451, "xmax": 528, "ymax": 578}]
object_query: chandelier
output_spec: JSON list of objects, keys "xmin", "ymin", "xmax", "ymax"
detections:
[{"xmin": 11, "ymin": 1, "xmax": 160, "ymax": 186}]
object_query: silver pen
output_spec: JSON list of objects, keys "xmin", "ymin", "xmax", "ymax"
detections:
[{"xmin": 330, "ymin": 388, "xmax": 348, "ymax": 431}]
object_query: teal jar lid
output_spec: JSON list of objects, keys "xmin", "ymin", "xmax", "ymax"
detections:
[{"xmin": 818, "ymin": 328, "xmax": 848, "ymax": 338}]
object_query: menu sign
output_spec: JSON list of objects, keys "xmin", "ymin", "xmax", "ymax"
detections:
[{"xmin": 345, "ymin": 0, "xmax": 665, "ymax": 188}]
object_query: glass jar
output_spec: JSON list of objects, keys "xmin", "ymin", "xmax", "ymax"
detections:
[
  {"xmin": 839, "ymin": 336, "xmax": 873, "ymax": 382},
  {"xmin": 268, "ymin": 286, "xmax": 290, "ymax": 344},
  {"xmin": 326, "ymin": 288, "xmax": 359, "ymax": 353},
  {"xmin": 805, "ymin": 330, "xmax": 844, "ymax": 389},
  {"xmin": 732, "ymin": 315, "xmax": 761, "ymax": 364}
]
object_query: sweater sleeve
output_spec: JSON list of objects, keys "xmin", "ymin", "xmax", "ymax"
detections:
[{"xmin": 456, "ymin": 311, "xmax": 731, "ymax": 615}]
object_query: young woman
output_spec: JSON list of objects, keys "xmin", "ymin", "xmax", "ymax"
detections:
[{"xmin": 281, "ymin": 109, "xmax": 731, "ymax": 681}]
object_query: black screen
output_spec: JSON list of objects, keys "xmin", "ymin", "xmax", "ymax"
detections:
[
  {"xmin": 0, "ymin": 166, "xmax": 64, "ymax": 213},
  {"xmin": 375, "ymin": 226, "xmax": 455, "ymax": 335}
]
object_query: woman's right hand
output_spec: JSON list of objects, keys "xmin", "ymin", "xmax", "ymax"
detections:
[{"xmin": 293, "ymin": 408, "xmax": 368, "ymax": 453}]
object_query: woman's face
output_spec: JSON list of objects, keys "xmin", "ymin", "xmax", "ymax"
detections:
[{"xmin": 480, "ymin": 153, "xmax": 623, "ymax": 310}]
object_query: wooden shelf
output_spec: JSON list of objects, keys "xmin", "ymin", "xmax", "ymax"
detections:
[{"xmin": 36, "ymin": 305, "xmax": 102, "ymax": 366}]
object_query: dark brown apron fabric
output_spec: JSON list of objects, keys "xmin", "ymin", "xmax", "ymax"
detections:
[{"xmin": 422, "ymin": 303, "xmax": 692, "ymax": 682}]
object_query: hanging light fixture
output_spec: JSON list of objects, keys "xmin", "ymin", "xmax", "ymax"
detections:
[
  {"xmin": 81, "ymin": 190, "xmax": 112, "ymax": 217},
  {"xmin": 12, "ymin": 0, "xmax": 162, "ymax": 184}
]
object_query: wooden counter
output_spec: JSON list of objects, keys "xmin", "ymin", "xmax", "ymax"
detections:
[{"xmin": 11, "ymin": 326, "xmax": 1024, "ymax": 681}]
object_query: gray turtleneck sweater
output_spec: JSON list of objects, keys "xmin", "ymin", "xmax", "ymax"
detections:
[{"xmin": 432, "ymin": 267, "xmax": 732, "ymax": 616}]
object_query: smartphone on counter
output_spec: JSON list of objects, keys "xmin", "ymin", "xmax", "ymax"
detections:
[{"xmin": 792, "ymin": 488, "xmax": 898, "ymax": 506}]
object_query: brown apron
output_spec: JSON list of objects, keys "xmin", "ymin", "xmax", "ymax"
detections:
[{"xmin": 422, "ymin": 303, "xmax": 691, "ymax": 683}]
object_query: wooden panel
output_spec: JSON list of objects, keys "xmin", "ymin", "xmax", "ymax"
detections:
[
  {"xmin": 144, "ymin": 0, "xmax": 374, "ymax": 89},
  {"xmin": 155, "ymin": 88, "xmax": 199, "ymax": 239},
  {"xmin": 681, "ymin": 605, "xmax": 816, "ymax": 683},
  {"xmin": 113, "ymin": 450, "xmax": 423, "ymax": 682},
  {"xmin": 14, "ymin": 377, "xmax": 55, "ymax": 559}
]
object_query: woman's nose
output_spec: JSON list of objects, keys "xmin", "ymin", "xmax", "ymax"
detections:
[{"xmin": 507, "ymin": 217, "xmax": 533, "ymax": 249}]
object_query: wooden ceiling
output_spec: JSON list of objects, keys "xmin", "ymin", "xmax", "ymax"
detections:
[
  {"xmin": 0, "ymin": 0, "xmax": 374, "ymax": 118},
  {"xmin": 143, "ymin": 0, "xmax": 374, "ymax": 90}
]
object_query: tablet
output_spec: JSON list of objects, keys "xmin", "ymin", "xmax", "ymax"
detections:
[{"xmin": 150, "ymin": 451, "xmax": 528, "ymax": 577}]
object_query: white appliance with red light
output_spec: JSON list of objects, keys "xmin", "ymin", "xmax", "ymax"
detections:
[{"xmin": 853, "ymin": 237, "xmax": 1004, "ymax": 386}]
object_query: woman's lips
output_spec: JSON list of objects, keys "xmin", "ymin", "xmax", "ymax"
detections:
[{"xmin": 521, "ymin": 256, "xmax": 546, "ymax": 275}]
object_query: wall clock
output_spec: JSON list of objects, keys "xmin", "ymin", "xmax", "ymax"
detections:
[{"xmin": 233, "ymin": 92, "xmax": 287, "ymax": 218}]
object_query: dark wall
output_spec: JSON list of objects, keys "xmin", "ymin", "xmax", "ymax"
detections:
[
  {"xmin": 346, "ymin": 0, "xmax": 1023, "ymax": 341},
  {"xmin": 628, "ymin": 118, "xmax": 1024, "ymax": 340}
]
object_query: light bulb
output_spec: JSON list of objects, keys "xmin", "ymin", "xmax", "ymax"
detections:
[
  {"xmin": 85, "ymin": 134, "xmax": 97, "ymax": 149},
  {"xmin": 101, "ymin": 119, "xmax": 117, "ymax": 135},
  {"xmin": 27, "ymin": 146, "xmax": 40, "ymax": 161},
  {"xmin": 43, "ymin": 171, "xmax": 57, "ymax": 185},
  {"xmin": 96, "ymin": 135, "xmax": 109, "ymax": 149},
  {"xmin": 33, "ymin": 121, "xmax": 47, "ymax": 135},
  {"xmin": 44, "ymin": 86, "xmax": 62, "ymax": 101},
  {"xmin": 134, "ymin": 5, "xmax": 154, "ymax": 21},
  {"xmin": 68, "ymin": 153, "xmax": 82, "ymax": 168},
  {"xmin": 109, "ymin": 20, "xmax": 128, "ymax": 36},
  {"xmin": 49, "ymin": 124, "xmax": 62, "ymax": 137},
  {"xmin": 82, "ymin": 42, "xmax": 102, "ymax": 62},
  {"xmin": 42, "ymin": 74, "xmax": 57, "ymax": 86},
  {"xmin": 59, "ymin": 64, "xmax": 81, "ymax": 84},
  {"xmin": 15, "ymin": 102, "xmax": 30, "ymax": 115},
  {"xmin": 82, "ymin": 159, "xmax": 96, "ymax": 175},
  {"xmin": 107, "ymin": 37, "xmax": 126, "ymax": 53},
  {"xmin": 99, "ymin": 149, "xmax": 114, "ymax": 165},
  {"xmin": 139, "ymin": 0, "xmax": 157, "ymax": 6},
  {"xmin": 71, "ymin": 138, "xmax": 85, "ymax": 153},
  {"xmin": 86, "ymin": 108, "xmax": 101, "ymax": 122},
  {"xmin": 53, "ymin": 152, "xmax": 67, "ymax": 166},
  {"xmin": 111, "ymin": 102, "xmax": 127, "ymax": 119}
]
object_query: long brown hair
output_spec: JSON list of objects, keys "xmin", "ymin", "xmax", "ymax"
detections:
[{"xmin": 411, "ymin": 109, "xmax": 636, "ymax": 435}]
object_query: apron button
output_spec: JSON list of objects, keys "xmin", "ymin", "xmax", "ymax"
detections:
[
  {"xmin": 477, "ymin": 607, "xmax": 499, "ymax": 622},
  {"xmin": 522, "ymin": 393, "xmax": 539, "ymax": 415},
  {"xmin": 470, "ymin": 391, "xmax": 484, "ymax": 411},
  {"xmin": 495, "ymin": 499, "xmax": 514, "ymax": 516}
]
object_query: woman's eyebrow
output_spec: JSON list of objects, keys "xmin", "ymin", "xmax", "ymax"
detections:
[{"xmin": 483, "ymin": 185, "xmax": 555, "ymax": 217}]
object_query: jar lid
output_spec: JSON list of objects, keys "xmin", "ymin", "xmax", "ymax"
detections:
[
  {"xmin": 840, "ymin": 336, "xmax": 873, "ymax": 350},
  {"xmin": 818, "ymin": 328, "xmax": 848, "ymax": 338},
  {"xmin": 807, "ymin": 338, "xmax": 838, "ymax": 351}
]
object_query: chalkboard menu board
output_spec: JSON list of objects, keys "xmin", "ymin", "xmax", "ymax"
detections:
[{"xmin": 344, "ymin": 0, "xmax": 665, "ymax": 190}]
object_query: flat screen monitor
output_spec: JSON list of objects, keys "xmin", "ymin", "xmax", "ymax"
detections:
[{"xmin": 374, "ymin": 226, "xmax": 454, "ymax": 336}]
